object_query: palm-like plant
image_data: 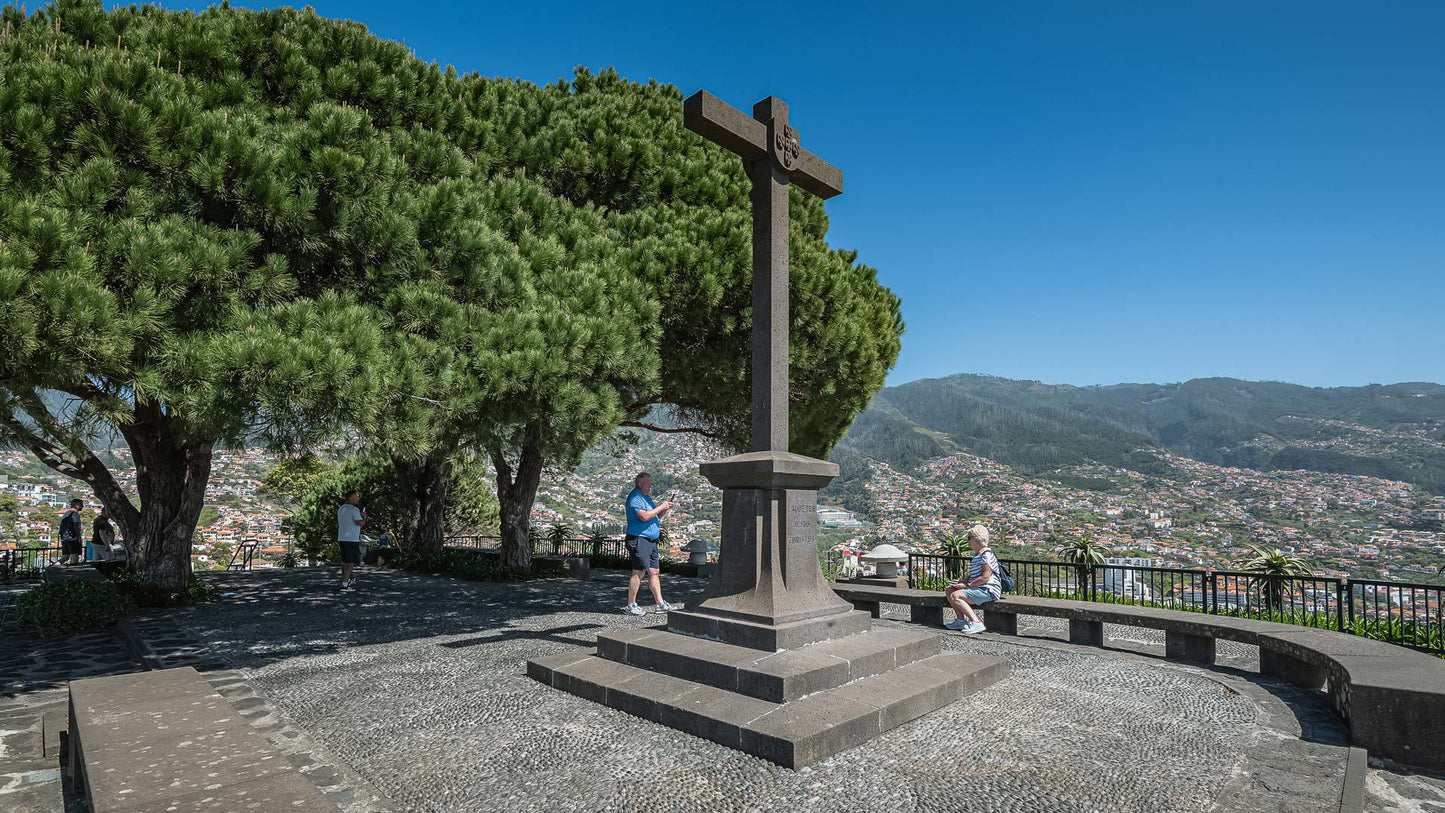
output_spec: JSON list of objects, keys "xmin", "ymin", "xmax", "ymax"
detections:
[
  {"xmin": 547, "ymin": 523, "xmax": 573, "ymax": 555},
  {"xmin": 1055, "ymin": 535, "xmax": 1106, "ymax": 597},
  {"xmin": 939, "ymin": 532, "xmax": 969, "ymax": 580},
  {"xmin": 1240, "ymin": 544, "xmax": 1311, "ymax": 612},
  {"xmin": 586, "ymin": 524, "xmax": 611, "ymax": 557}
]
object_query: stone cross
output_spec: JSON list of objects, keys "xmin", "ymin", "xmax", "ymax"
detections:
[{"xmin": 683, "ymin": 91, "xmax": 843, "ymax": 454}]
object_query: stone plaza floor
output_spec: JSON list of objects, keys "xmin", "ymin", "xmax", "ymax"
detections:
[{"xmin": 4, "ymin": 567, "xmax": 1445, "ymax": 812}]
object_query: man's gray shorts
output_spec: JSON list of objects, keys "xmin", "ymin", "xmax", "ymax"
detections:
[{"xmin": 625, "ymin": 535, "xmax": 660, "ymax": 571}]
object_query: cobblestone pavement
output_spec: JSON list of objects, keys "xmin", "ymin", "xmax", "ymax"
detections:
[{"xmin": 154, "ymin": 566, "xmax": 1435, "ymax": 813}]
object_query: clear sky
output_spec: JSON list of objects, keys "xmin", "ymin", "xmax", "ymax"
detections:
[{"xmin": 160, "ymin": 0, "xmax": 1444, "ymax": 388}]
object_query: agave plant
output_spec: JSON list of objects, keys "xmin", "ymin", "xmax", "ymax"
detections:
[
  {"xmin": 547, "ymin": 523, "xmax": 573, "ymax": 555},
  {"xmin": 1055, "ymin": 535, "xmax": 1106, "ymax": 597},
  {"xmin": 586, "ymin": 524, "xmax": 611, "ymax": 557},
  {"xmin": 1239, "ymin": 544, "xmax": 1311, "ymax": 613},
  {"xmin": 939, "ymin": 532, "xmax": 970, "ymax": 580}
]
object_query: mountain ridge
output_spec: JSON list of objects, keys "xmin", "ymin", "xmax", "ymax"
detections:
[{"xmin": 836, "ymin": 374, "xmax": 1445, "ymax": 494}]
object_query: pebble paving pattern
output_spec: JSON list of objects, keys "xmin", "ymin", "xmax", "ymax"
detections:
[{"xmin": 171, "ymin": 567, "xmax": 1363, "ymax": 813}]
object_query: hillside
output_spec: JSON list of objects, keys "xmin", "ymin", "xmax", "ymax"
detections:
[{"xmin": 836, "ymin": 375, "xmax": 1445, "ymax": 494}]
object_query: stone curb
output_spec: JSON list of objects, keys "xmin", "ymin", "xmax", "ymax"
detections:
[{"xmin": 1340, "ymin": 747, "xmax": 1367, "ymax": 813}]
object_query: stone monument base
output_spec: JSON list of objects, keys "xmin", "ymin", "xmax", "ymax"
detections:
[
  {"xmin": 668, "ymin": 562, "xmax": 714, "ymax": 579},
  {"xmin": 527, "ymin": 625, "xmax": 1008, "ymax": 768}
]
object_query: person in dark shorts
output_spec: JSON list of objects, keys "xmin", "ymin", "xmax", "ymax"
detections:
[
  {"xmin": 337, "ymin": 489, "xmax": 365, "ymax": 592},
  {"xmin": 623, "ymin": 472, "xmax": 679, "ymax": 616},
  {"xmin": 59, "ymin": 498, "xmax": 84, "ymax": 565}
]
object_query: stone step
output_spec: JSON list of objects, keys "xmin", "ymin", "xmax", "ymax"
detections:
[
  {"xmin": 597, "ymin": 626, "xmax": 941, "ymax": 703},
  {"xmin": 528, "ymin": 649, "xmax": 1008, "ymax": 768}
]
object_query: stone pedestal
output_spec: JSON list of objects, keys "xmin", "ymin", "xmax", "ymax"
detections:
[{"xmin": 527, "ymin": 450, "xmax": 1010, "ymax": 767}]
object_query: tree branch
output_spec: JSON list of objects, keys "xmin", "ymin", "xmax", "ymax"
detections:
[{"xmin": 619, "ymin": 420, "xmax": 722, "ymax": 440}]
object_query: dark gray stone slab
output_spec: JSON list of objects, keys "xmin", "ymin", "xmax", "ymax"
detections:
[
  {"xmin": 741, "ymin": 653, "xmax": 1009, "ymax": 768},
  {"xmin": 658, "ymin": 684, "xmax": 776, "ymax": 750},
  {"xmin": 597, "ymin": 626, "xmax": 940, "ymax": 702},
  {"xmin": 1070, "ymin": 618, "xmax": 1104, "ymax": 647},
  {"xmin": 524, "ymin": 649, "xmax": 592, "ymax": 685},
  {"xmin": 1260, "ymin": 646, "xmax": 1327, "ymax": 690},
  {"xmin": 1166, "ymin": 630, "xmax": 1217, "ymax": 664},
  {"xmin": 909, "ymin": 604, "xmax": 945, "ymax": 626},
  {"xmin": 983, "ymin": 608, "xmax": 1018, "ymax": 635},
  {"xmin": 667, "ymin": 607, "xmax": 872, "ymax": 651},
  {"xmin": 599, "ymin": 627, "xmax": 762, "ymax": 693},
  {"xmin": 742, "ymin": 647, "xmax": 850, "ymax": 702},
  {"xmin": 530, "ymin": 641, "xmax": 1008, "ymax": 769},
  {"xmin": 741, "ymin": 693, "xmax": 880, "ymax": 768},
  {"xmin": 805, "ymin": 628, "xmax": 939, "ymax": 681}
]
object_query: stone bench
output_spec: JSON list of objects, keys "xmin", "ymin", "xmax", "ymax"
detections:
[
  {"xmin": 832, "ymin": 583, "xmax": 1445, "ymax": 770},
  {"xmin": 832, "ymin": 583, "xmax": 951, "ymax": 625},
  {"xmin": 68, "ymin": 666, "xmax": 336, "ymax": 812}
]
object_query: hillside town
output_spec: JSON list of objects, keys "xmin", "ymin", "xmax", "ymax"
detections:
[{"xmin": 3, "ymin": 435, "xmax": 1443, "ymax": 585}]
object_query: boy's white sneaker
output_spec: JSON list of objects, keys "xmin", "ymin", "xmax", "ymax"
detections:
[
  {"xmin": 623, "ymin": 604, "xmax": 647, "ymax": 616},
  {"xmin": 652, "ymin": 601, "xmax": 680, "ymax": 614}
]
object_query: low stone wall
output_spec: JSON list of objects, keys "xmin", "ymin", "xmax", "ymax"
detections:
[{"xmin": 832, "ymin": 583, "xmax": 1445, "ymax": 771}]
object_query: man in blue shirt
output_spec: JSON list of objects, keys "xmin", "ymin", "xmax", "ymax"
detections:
[{"xmin": 623, "ymin": 472, "xmax": 679, "ymax": 616}]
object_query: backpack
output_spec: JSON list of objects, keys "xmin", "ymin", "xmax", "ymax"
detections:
[{"xmin": 997, "ymin": 561, "xmax": 1016, "ymax": 593}]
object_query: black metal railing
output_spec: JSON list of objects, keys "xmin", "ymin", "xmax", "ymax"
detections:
[
  {"xmin": 442, "ymin": 535, "xmax": 639, "ymax": 566},
  {"xmin": 904, "ymin": 553, "xmax": 1444, "ymax": 655},
  {"xmin": 227, "ymin": 541, "xmax": 260, "ymax": 571},
  {"xmin": 0, "ymin": 544, "xmax": 65, "ymax": 580}
]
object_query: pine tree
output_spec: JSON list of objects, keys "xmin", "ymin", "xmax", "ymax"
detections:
[{"xmin": 0, "ymin": 2, "xmax": 418, "ymax": 590}]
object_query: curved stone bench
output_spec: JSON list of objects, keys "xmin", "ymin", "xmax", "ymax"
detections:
[{"xmin": 832, "ymin": 583, "xmax": 1445, "ymax": 770}]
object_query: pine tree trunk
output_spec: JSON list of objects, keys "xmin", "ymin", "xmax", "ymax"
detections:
[
  {"xmin": 492, "ymin": 427, "xmax": 544, "ymax": 572},
  {"xmin": 397, "ymin": 454, "xmax": 451, "ymax": 554},
  {"xmin": 111, "ymin": 405, "xmax": 212, "ymax": 595}
]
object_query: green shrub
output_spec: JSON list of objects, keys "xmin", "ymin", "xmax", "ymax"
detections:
[
  {"xmin": 16, "ymin": 580, "xmax": 134, "ymax": 636},
  {"xmin": 395, "ymin": 548, "xmax": 531, "ymax": 582},
  {"xmin": 105, "ymin": 568, "xmax": 220, "ymax": 608}
]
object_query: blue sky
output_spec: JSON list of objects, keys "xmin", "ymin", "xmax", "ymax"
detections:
[{"xmin": 161, "ymin": 0, "xmax": 1444, "ymax": 388}]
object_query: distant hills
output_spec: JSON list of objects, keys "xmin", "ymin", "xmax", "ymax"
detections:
[{"xmin": 834, "ymin": 375, "xmax": 1445, "ymax": 495}]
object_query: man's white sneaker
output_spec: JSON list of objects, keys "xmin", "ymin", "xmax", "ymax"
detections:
[
  {"xmin": 624, "ymin": 604, "xmax": 647, "ymax": 616},
  {"xmin": 962, "ymin": 621, "xmax": 987, "ymax": 635},
  {"xmin": 652, "ymin": 601, "xmax": 679, "ymax": 614},
  {"xmin": 340, "ymin": 583, "xmax": 355, "ymax": 593}
]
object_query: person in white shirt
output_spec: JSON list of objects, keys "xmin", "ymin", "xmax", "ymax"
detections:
[{"xmin": 337, "ymin": 489, "xmax": 365, "ymax": 592}]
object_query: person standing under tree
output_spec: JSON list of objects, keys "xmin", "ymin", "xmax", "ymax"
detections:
[
  {"xmin": 59, "ymin": 498, "xmax": 84, "ymax": 566},
  {"xmin": 337, "ymin": 489, "xmax": 365, "ymax": 592},
  {"xmin": 90, "ymin": 506, "xmax": 116, "ymax": 562},
  {"xmin": 622, "ymin": 472, "xmax": 679, "ymax": 616}
]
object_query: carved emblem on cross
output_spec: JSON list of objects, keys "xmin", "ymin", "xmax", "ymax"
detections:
[{"xmin": 773, "ymin": 125, "xmax": 800, "ymax": 170}]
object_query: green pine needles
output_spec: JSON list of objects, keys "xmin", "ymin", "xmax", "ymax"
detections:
[{"xmin": 0, "ymin": 1, "xmax": 902, "ymax": 586}]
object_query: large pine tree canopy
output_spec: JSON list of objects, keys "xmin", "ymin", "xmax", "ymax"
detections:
[{"xmin": 0, "ymin": 0, "xmax": 902, "ymax": 582}]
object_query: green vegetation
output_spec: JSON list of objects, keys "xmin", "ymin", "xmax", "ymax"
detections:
[
  {"xmin": 1239, "ymin": 545, "xmax": 1313, "ymax": 612},
  {"xmin": 837, "ymin": 375, "xmax": 1445, "ymax": 493},
  {"xmin": 286, "ymin": 454, "xmax": 498, "ymax": 565},
  {"xmin": 15, "ymin": 579, "xmax": 133, "ymax": 635},
  {"xmin": 0, "ymin": 1, "xmax": 902, "ymax": 591},
  {"xmin": 394, "ymin": 548, "xmax": 531, "ymax": 583}
]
